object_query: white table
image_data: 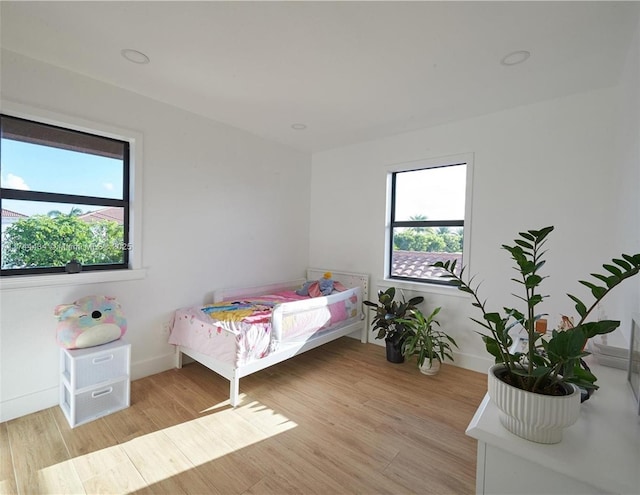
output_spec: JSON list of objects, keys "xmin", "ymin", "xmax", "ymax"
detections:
[{"xmin": 466, "ymin": 364, "xmax": 640, "ymax": 495}]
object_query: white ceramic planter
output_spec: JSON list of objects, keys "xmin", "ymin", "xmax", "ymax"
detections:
[
  {"xmin": 487, "ymin": 364, "xmax": 581, "ymax": 444},
  {"xmin": 419, "ymin": 358, "xmax": 441, "ymax": 375}
]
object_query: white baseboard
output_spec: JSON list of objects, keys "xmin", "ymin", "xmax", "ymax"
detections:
[
  {"xmin": 0, "ymin": 387, "xmax": 58, "ymax": 423},
  {"xmin": 368, "ymin": 338, "xmax": 491, "ymax": 375},
  {"xmin": 1, "ymin": 352, "xmax": 177, "ymax": 423},
  {"xmin": 1, "ymin": 346, "xmax": 487, "ymax": 423},
  {"xmin": 451, "ymin": 352, "xmax": 492, "ymax": 375},
  {"xmin": 130, "ymin": 352, "xmax": 176, "ymax": 380}
]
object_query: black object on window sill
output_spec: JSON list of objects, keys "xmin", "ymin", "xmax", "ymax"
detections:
[{"xmin": 65, "ymin": 260, "xmax": 82, "ymax": 274}]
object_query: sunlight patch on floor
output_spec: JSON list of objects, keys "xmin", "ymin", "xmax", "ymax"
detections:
[
  {"xmin": 36, "ymin": 398, "xmax": 298, "ymax": 493},
  {"xmin": 199, "ymin": 392, "xmax": 248, "ymax": 413},
  {"xmin": 35, "ymin": 458, "xmax": 84, "ymax": 494}
]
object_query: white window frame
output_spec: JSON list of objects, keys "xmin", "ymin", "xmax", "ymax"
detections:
[
  {"xmin": 0, "ymin": 100, "xmax": 145, "ymax": 290},
  {"xmin": 383, "ymin": 152, "xmax": 474, "ymax": 294}
]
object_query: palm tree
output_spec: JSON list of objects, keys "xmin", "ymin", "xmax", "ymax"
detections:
[
  {"xmin": 48, "ymin": 207, "xmax": 83, "ymax": 218},
  {"xmin": 409, "ymin": 214, "xmax": 431, "ymax": 234},
  {"xmin": 409, "ymin": 214, "xmax": 427, "ymax": 222}
]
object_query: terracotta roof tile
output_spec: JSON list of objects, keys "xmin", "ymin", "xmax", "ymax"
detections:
[
  {"xmin": 79, "ymin": 207, "xmax": 123, "ymax": 224},
  {"xmin": 391, "ymin": 250, "xmax": 461, "ymax": 279},
  {"xmin": 1, "ymin": 209, "xmax": 28, "ymax": 218}
]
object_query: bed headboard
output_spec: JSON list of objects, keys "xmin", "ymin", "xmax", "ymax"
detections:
[
  {"xmin": 213, "ymin": 279, "xmax": 306, "ymax": 302},
  {"xmin": 307, "ymin": 268, "xmax": 369, "ymax": 304},
  {"xmin": 213, "ymin": 269, "xmax": 369, "ymax": 304}
]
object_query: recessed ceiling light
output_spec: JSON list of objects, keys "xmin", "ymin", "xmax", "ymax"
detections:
[
  {"xmin": 291, "ymin": 123, "xmax": 307, "ymax": 130},
  {"xmin": 121, "ymin": 49, "xmax": 150, "ymax": 64},
  {"xmin": 501, "ymin": 50, "xmax": 531, "ymax": 66}
]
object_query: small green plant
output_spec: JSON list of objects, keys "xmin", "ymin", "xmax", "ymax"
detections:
[
  {"xmin": 363, "ymin": 287, "xmax": 424, "ymax": 349},
  {"xmin": 434, "ymin": 226, "xmax": 640, "ymax": 395},
  {"xmin": 402, "ymin": 307, "xmax": 458, "ymax": 368}
]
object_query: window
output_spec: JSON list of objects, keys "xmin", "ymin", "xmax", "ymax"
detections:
[
  {"xmin": 387, "ymin": 156, "xmax": 471, "ymax": 285},
  {"xmin": 1, "ymin": 114, "xmax": 130, "ymax": 276}
]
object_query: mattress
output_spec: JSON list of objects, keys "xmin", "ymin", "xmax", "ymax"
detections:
[{"xmin": 168, "ymin": 287, "xmax": 362, "ymax": 367}]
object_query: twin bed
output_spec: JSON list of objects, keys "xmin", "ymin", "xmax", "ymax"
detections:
[{"xmin": 168, "ymin": 269, "xmax": 369, "ymax": 406}]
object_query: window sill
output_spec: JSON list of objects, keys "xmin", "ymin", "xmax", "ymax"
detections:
[
  {"xmin": 0, "ymin": 268, "xmax": 146, "ymax": 291},
  {"xmin": 378, "ymin": 278, "xmax": 471, "ymax": 299}
]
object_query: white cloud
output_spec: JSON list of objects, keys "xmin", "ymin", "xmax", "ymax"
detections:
[
  {"xmin": 103, "ymin": 182, "xmax": 114, "ymax": 191},
  {"xmin": 2, "ymin": 173, "xmax": 30, "ymax": 190}
]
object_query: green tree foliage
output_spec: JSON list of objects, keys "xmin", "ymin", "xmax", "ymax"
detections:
[
  {"xmin": 48, "ymin": 207, "xmax": 83, "ymax": 218},
  {"xmin": 408, "ymin": 214, "xmax": 433, "ymax": 234},
  {"xmin": 393, "ymin": 229, "xmax": 462, "ymax": 253},
  {"xmin": 89, "ymin": 220, "xmax": 125, "ymax": 263},
  {"xmin": 441, "ymin": 232, "xmax": 462, "ymax": 252},
  {"xmin": 1, "ymin": 215, "xmax": 124, "ymax": 269}
]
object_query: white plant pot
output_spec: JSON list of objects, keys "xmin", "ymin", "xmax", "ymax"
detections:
[
  {"xmin": 419, "ymin": 358, "xmax": 441, "ymax": 375},
  {"xmin": 487, "ymin": 364, "xmax": 581, "ymax": 444}
]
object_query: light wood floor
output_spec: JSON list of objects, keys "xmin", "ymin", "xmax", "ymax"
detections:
[{"xmin": 1, "ymin": 337, "xmax": 487, "ymax": 495}]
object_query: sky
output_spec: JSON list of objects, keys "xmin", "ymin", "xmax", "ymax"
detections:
[
  {"xmin": 395, "ymin": 164, "xmax": 466, "ymax": 221},
  {"xmin": 0, "ymin": 139, "xmax": 123, "ymax": 216}
]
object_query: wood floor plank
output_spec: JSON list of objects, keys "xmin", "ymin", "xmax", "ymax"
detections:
[
  {"xmin": 131, "ymin": 374, "xmax": 197, "ymax": 429},
  {"xmin": 161, "ymin": 416, "xmax": 238, "ymax": 464},
  {"xmin": 30, "ymin": 459, "xmax": 85, "ymax": 495},
  {"xmin": 243, "ymin": 473, "xmax": 306, "ymax": 495},
  {"xmin": 192, "ymin": 450, "xmax": 267, "ymax": 495},
  {"xmin": 121, "ymin": 430, "xmax": 214, "ymax": 494},
  {"xmin": 172, "ymin": 362, "xmax": 234, "ymax": 398},
  {"xmin": 161, "ymin": 418, "xmax": 263, "ymax": 495},
  {"xmin": 0, "ymin": 422, "xmax": 17, "ymax": 495},
  {"xmin": 195, "ymin": 406, "xmax": 274, "ymax": 449},
  {"xmin": 247, "ymin": 386, "xmax": 401, "ymax": 471},
  {"xmin": 234, "ymin": 436, "xmax": 348, "ymax": 495},
  {"xmin": 383, "ymin": 440, "xmax": 476, "ymax": 494},
  {"xmin": 151, "ymin": 370, "xmax": 229, "ymax": 417},
  {"xmin": 52, "ymin": 406, "xmax": 118, "ymax": 455},
  {"xmin": 361, "ymin": 395, "xmax": 479, "ymax": 470},
  {"xmin": 241, "ymin": 446, "xmax": 355, "ymax": 495},
  {"xmin": 2, "ymin": 338, "xmax": 486, "ymax": 494},
  {"xmin": 73, "ymin": 447, "xmax": 135, "ymax": 489},
  {"xmin": 81, "ymin": 459, "xmax": 147, "ymax": 495},
  {"xmin": 6, "ymin": 409, "xmax": 84, "ymax": 494},
  {"xmin": 50, "ymin": 406, "xmax": 130, "ymax": 483},
  {"xmin": 272, "ymin": 420, "xmax": 407, "ymax": 495},
  {"xmin": 100, "ymin": 405, "xmax": 158, "ymax": 445}
]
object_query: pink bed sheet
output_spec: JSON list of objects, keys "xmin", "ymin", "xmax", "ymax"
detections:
[{"xmin": 168, "ymin": 289, "xmax": 360, "ymax": 367}]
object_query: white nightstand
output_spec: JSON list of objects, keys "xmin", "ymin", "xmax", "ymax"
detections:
[{"xmin": 59, "ymin": 338, "xmax": 131, "ymax": 428}]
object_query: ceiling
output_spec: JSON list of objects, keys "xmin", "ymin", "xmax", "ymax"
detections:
[{"xmin": 1, "ymin": 1, "xmax": 638, "ymax": 153}]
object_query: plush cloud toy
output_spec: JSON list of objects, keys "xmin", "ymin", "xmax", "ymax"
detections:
[{"xmin": 54, "ymin": 295, "xmax": 127, "ymax": 349}]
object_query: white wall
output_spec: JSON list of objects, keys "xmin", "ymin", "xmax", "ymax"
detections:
[
  {"xmin": 310, "ymin": 73, "xmax": 639, "ymax": 372},
  {"xmin": 611, "ymin": 19, "xmax": 640, "ymax": 343},
  {"xmin": 0, "ymin": 51, "xmax": 312, "ymax": 421}
]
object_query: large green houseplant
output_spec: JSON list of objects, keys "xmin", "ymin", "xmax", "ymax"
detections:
[
  {"xmin": 435, "ymin": 226, "xmax": 640, "ymax": 394},
  {"xmin": 434, "ymin": 226, "xmax": 640, "ymax": 443},
  {"xmin": 364, "ymin": 287, "xmax": 424, "ymax": 363},
  {"xmin": 402, "ymin": 307, "xmax": 458, "ymax": 375}
]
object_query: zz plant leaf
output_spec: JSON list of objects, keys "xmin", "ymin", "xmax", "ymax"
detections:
[{"xmin": 434, "ymin": 226, "xmax": 640, "ymax": 395}]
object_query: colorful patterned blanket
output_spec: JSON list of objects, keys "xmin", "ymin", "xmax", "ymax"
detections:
[{"xmin": 201, "ymin": 299, "xmax": 278, "ymax": 324}]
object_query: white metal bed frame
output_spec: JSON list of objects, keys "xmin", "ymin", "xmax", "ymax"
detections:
[{"xmin": 174, "ymin": 268, "xmax": 369, "ymax": 406}]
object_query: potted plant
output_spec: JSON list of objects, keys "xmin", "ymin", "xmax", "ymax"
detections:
[
  {"xmin": 363, "ymin": 287, "xmax": 424, "ymax": 363},
  {"xmin": 434, "ymin": 226, "xmax": 640, "ymax": 443},
  {"xmin": 402, "ymin": 307, "xmax": 458, "ymax": 375}
]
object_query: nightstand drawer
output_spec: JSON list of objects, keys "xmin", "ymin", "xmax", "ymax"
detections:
[
  {"xmin": 61, "ymin": 378, "xmax": 129, "ymax": 427},
  {"xmin": 61, "ymin": 340, "xmax": 130, "ymax": 390}
]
